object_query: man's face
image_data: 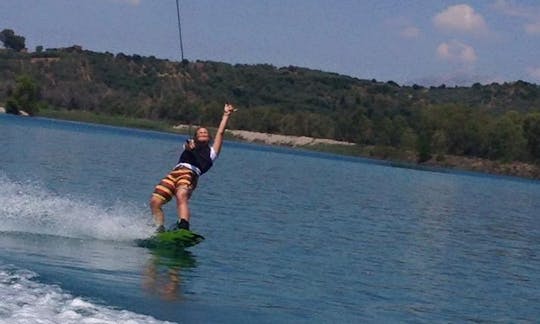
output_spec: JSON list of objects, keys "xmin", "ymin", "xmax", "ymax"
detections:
[{"xmin": 195, "ymin": 128, "xmax": 210, "ymax": 143}]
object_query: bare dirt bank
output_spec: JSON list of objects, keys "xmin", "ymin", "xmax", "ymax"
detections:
[
  {"xmin": 173, "ymin": 124, "xmax": 355, "ymax": 147},
  {"xmin": 228, "ymin": 130, "xmax": 356, "ymax": 147}
]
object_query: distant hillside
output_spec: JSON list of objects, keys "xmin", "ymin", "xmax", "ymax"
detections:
[{"xmin": 1, "ymin": 46, "xmax": 539, "ymax": 166}]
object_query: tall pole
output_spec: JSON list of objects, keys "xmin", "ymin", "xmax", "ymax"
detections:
[{"xmin": 175, "ymin": 0, "xmax": 184, "ymax": 61}]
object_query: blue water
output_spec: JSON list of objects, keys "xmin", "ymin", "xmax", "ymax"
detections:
[{"xmin": 1, "ymin": 114, "xmax": 539, "ymax": 323}]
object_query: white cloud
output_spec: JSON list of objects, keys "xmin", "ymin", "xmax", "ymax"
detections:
[
  {"xmin": 433, "ymin": 4, "xmax": 488, "ymax": 34},
  {"xmin": 108, "ymin": 0, "xmax": 141, "ymax": 6},
  {"xmin": 400, "ymin": 26, "xmax": 421, "ymax": 38},
  {"xmin": 436, "ymin": 40, "xmax": 477, "ymax": 64},
  {"xmin": 525, "ymin": 22, "xmax": 540, "ymax": 35},
  {"xmin": 493, "ymin": 0, "xmax": 540, "ymax": 35},
  {"xmin": 527, "ymin": 67, "xmax": 540, "ymax": 80},
  {"xmin": 383, "ymin": 17, "xmax": 421, "ymax": 39}
]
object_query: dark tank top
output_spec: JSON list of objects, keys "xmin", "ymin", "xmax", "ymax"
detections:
[{"xmin": 178, "ymin": 145, "xmax": 213, "ymax": 175}]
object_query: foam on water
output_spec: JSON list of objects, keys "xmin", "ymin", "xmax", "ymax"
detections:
[
  {"xmin": 0, "ymin": 175, "xmax": 154, "ymax": 241},
  {"xmin": 0, "ymin": 264, "xmax": 173, "ymax": 324}
]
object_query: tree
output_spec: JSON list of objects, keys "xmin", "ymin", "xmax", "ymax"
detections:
[
  {"xmin": 374, "ymin": 117, "xmax": 393, "ymax": 146},
  {"xmin": 400, "ymin": 127, "xmax": 417, "ymax": 150},
  {"xmin": 5, "ymin": 98, "xmax": 21, "ymax": 115},
  {"xmin": 0, "ymin": 29, "xmax": 26, "ymax": 51},
  {"xmin": 8, "ymin": 75, "xmax": 41, "ymax": 115},
  {"xmin": 416, "ymin": 132, "xmax": 432, "ymax": 163},
  {"xmin": 487, "ymin": 113, "xmax": 526, "ymax": 161},
  {"xmin": 431, "ymin": 129, "xmax": 448, "ymax": 154},
  {"xmin": 334, "ymin": 108, "xmax": 374, "ymax": 144},
  {"xmin": 523, "ymin": 113, "xmax": 540, "ymax": 160}
]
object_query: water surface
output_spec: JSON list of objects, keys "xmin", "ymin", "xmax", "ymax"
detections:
[{"xmin": 1, "ymin": 114, "xmax": 539, "ymax": 323}]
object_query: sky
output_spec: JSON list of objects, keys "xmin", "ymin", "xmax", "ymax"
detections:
[{"xmin": 1, "ymin": 0, "xmax": 540, "ymax": 86}]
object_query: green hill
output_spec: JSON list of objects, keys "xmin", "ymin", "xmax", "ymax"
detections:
[{"xmin": 1, "ymin": 45, "xmax": 540, "ymax": 170}]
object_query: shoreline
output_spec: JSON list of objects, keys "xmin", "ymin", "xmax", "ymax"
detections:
[
  {"xmin": 188, "ymin": 125, "xmax": 539, "ymax": 180},
  {"xmin": 174, "ymin": 125, "xmax": 540, "ymax": 181},
  {"xmin": 18, "ymin": 110, "xmax": 540, "ymax": 180}
]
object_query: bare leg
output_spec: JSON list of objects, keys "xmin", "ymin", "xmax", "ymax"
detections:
[
  {"xmin": 149, "ymin": 196, "xmax": 166, "ymax": 226},
  {"xmin": 175, "ymin": 188, "xmax": 191, "ymax": 222}
]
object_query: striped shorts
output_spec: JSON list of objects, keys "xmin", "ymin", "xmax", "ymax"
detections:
[{"xmin": 152, "ymin": 167, "xmax": 199, "ymax": 202}]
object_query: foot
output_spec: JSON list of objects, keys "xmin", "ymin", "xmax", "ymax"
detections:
[
  {"xmin": 155, "ymin": 224, "xmax": 166, "ymax": 233},
  {"xmin": 178, "ymin": 219, "xmax": 190, "ymax": 230}
]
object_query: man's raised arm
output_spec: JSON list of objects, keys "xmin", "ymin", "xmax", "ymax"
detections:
[{"xmin": 213, "ymin": 103, "xmax": 236, "ymax": 155}]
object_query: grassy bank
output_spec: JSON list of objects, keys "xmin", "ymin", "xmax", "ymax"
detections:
[{"xmin": 39, "ymin": 109, "xmax": 181, "ymax": 133}]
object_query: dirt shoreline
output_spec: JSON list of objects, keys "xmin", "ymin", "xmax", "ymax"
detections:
[
  {"xmin": 228, "ymin": 130, "xmax": 356, "ymax": 147},
  {"xmin": 173, "ymin": 124, "xmax": 540, "ymax": 180},
  {"xmin": 173, "ymin": 124, "xmax": 355, "ymax": 147}
]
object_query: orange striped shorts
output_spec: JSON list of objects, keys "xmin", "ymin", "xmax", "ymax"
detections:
[{"xmin": 152, "ymin": 167, "xmax": 198, "ymax": 202}]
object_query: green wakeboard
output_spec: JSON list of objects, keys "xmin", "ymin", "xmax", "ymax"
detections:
[{"xmin": 136, "ymin": 229, "xmax": 205, "ymax": 249}]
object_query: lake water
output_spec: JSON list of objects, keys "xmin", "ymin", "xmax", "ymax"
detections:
[{"xmin": 1, "ymin": 114, "xmax": 539, "ymax": 323}]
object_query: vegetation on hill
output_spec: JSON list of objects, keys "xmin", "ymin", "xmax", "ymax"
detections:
[{"xmin": 1, "ymin": 30, "xmax": 539, "ymax": 173}]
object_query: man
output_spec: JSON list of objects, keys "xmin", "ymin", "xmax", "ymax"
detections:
[{"xmin": 150, "ymin": 103, "xmax": 236, "ymax": 232}]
